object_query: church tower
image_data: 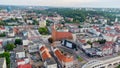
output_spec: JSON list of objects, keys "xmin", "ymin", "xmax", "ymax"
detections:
[{"xmin": 52, "ymin": 23, "xmax": 57, "ymax": 41}]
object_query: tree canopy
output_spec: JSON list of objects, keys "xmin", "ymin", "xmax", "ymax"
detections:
[
  {"xmin": 0, "ymin": 52, "xmax": 10, "ymax": 68},
  {"xmin": 15, "ymin": 39, "xmax": 23, "ymax": 45},
  {"xmin": 96, "ymin": 39, "xmax": 106, "ymax": 44},
  {"xmin": 48, "ymin": 37, "xmax": 53, "ymax": 43},
  {"xmin": 5, "ymin": 43, "xmax": 15, "ymax": 51},
  {"xmin": 0, "ymin": 32, "xmax": 6, "ymax": 37},
  {"xmin": 38, "ymin": 27, "xmax": 48, "ymax": 35}
]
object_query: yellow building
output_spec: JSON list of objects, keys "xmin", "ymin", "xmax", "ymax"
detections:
[{"xmin": 39, "ymin": 20, "xmax": 46, "ymax": 27}]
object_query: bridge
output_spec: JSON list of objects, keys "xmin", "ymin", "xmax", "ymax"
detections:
[{"xmin": 82, "ymin": 56, "xmax": 120, "ymax": 68}]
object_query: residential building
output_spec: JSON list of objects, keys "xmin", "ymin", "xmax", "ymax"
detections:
[
  {"xmin": 14, "ymin": 46, "xmax": 25, "ymax": 59},
  {"xmin": 28, "ymin": 43, "xmax": 39, "ymax": 53},
  {"xmin": 39, "ymin": 45, "xmax": 57, "ymax": 68},
  {"xmin": 39, "ymin": 20, "xmax": 46, "ymax": 27},
  {"xmin": 26, "ymin": 20, "xmax": 33, "ymax": 24},
  {"xmin": 0, "ymin": 58, "xmax": 6, "ymax": 68},
  {"xmin": 18, "ymin": 64, "xmax": 32, "ymax": 68},
  {"xmin": 54, "ymin": 48, "xmax": 74, "ymax": 68}
]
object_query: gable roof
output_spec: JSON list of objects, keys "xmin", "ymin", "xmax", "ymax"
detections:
[
  {"xmin": 55, "ymin": 32, "xmax": 73, "ymax": 40},
  {"xmin": 54, "ymin": 49, "xmax": 73, "ymax": 63},
  {"xmin": 41, "ymin": 51, "xmax": 51, "ymax": 61},
  {"xmin": 39, "ymin": 45, "xmax": 52, "ymax": 61}
]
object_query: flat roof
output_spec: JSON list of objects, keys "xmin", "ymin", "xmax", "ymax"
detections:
[
  {"xmin": 14, "ymin": 45, "xmax": 24, "ymax": 52},
  {"xmin": 46, "ymin": 57, "xmax": 56, "ymax": 65}
]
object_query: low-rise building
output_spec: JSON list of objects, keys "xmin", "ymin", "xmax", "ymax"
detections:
[
  {"xmin": 39, "ymin": 20, "xmax": 46, "ymax": 27},
  {"xmin": 14, "ymin": 46, "xmax": 25, "ymax": 59},
  {"xmin": 39, "ymin": 45, "xmax": 57, "ymax": 68},
  {"xmin": 0, "ymin": 58, "xmax": 6, "ymax": 68},
  {"xmin": 18, "ymin": 64, "xmax": 32, "ymax": 68},
  {"xmin": 54, "ymin": 48, "xmax": 74, "ymax": 68},
  {"xmin": 28, "ymin": 43, "xmax": 39, "ymax": 53}
]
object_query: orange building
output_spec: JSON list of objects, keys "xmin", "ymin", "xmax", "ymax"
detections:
[
  {"xmin": 54, "ymin": 48, "xmax": 74, "ymax": 68},
  {"xmin": 52, "ymin": 25, "xmax": 73, "ymax": 41},
  {"xmin": 39, "ymin": 45, "xmax": 57, "ymax": 68},
  {"xmin": 39, "ymin": 45, "xmax": 51, "ymax": 61}
]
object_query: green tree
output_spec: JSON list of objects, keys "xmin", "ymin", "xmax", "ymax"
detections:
[
  {"xmin": 3, "ymin": 52, "xmax": 10, "ymax": 65},
  {"xmin": 0, "ymin": 21, "xmax": 7, "ymax": 25},
  {"xmin": 5, "ymin": 43, "xmax": 15, "ymax": 51},
  {"xmin": 97, "ymin": 39, "xmax": 106, "ymax": 44},
  {"xmin": 0, "ymin": 52, "xmax": 10, "ymax": 68},
  {"xmin": 15, "ymin": 39, "xmax": 22, "ymax": 45},
  {"xmin": 117, "ymin": 65, "xmax": 120, "ymax": 68},
  {"xmin": 87, "ymin": 41, "xmax": 92, "ymax": 45},
  {"xmin": 33, "ymin": 20, "xmax": 39, "ymax": 25},
  {"xmin": 38, "ymin": 27, "xmax": 48, "ymax": 35},
  {"xmin": 0, "ymin": 32, "xmax": 6, "ymax": 37},
  {"xmin": 78, "ymin": 25, "xmax": 82, "ymax": 28},
  {"xmin": 46, "ymin": 20, "xmax": 53, "ymax": 23}
]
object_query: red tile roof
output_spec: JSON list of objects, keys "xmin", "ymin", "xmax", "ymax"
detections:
[
  {"xmin": 0, "ymin": 27, "xmax": 5, "ymax": 30},
  {"xmin": 55, "ymin": 32, "xmax": 73, "ymax": 40},
  {"xmin": 79, "ymin": 39, "xmax": 86, "ymax": 44},
  {"xmin": 13, "ymin": 27, "xmax": 19, "ymax": 34},
  {"xmin": 54, "ymin": 49, "xmax": 73, "ymax": 63},
  {"xmin": 102, "ymin": 45, "xmax": 112, "ymax": 50},
  {"xmin": 18, "ymin": 64, "xmax": 32, "ymax": 68},
  {"xmin": 39, "ymin": 45, "xmax": 52, "ymax": 61},
  {"xmin": 52, "ymin": 26, "xmax": 73, "ymax": 41},
  {"xmin": 0, "ymin": 42, "xmax": 2, "ymax": 45},
  {"xmin": 105, "ymin": 33, "xmax": 116, "ymax": 37},
  {"xmin": 41, "ymin": 51, "xmax": 51, "ymax": 60},
  {"xmin": 92, "ymin": 26, "xmax": 98, "ymax": 29},
  {"xmin": 105, "ymin": 41, "xmax": 114, "ymax": 45},
  {"xmin": 105, "ymin": 27, "xmax": 111, "ymax": 31},
  {"xmin": 96, "ymin": 29, "xmax": 101, "ymax": 32},
  {"xmin": 40, "ymin": 46, "xmax": 48, "ymax": 52},
  {"xmin": 16, "ymin": 59, "xmax": 24, "ymax": 63}
]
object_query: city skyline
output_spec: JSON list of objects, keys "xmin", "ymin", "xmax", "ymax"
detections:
[{"xmin": 0, "ymin": 0, "xmax": 120, "ymax": 8}]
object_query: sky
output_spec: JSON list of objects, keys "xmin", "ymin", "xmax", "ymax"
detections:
[{"xmin": 0, "ymin": 0, "xmax": 120, "ymax": 8}]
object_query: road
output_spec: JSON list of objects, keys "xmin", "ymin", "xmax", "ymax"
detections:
[{"xmin": 10, "ymin": 52, "xmax": 16, "ymax": 68}]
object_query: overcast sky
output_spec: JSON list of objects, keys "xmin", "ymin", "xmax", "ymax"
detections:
[{"xmin": 0, "ymin": 0, "xmax": 120, "ymax": 8}]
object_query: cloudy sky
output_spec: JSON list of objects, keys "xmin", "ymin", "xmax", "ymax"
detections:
[{"xmin": 0, "ymin": 0, "xmax": 120, "ymax": 8}]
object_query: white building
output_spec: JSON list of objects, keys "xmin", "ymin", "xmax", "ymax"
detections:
[
  {"xmin": 14, "ymin": 46, "xmax": 25, "ymax": 59},
  {"xmin": 39, "ymin": 20, "xmax": 46, "ymax": 27},
  {"xmin": 17, "ymin": 58, "xmax": 30, "ymax": 66},
  {"xmin": 7, "ymin": 31, "xmax": 15, "ymax": 37},
  {"xmin": 27, "ymin": 20, "xmax": 33, "ymax": 24},
  {"xmin": 16, "ymin": 52, "xmax": 25, "ymax": 59},
  {"xmin": 0, "ymin": 58, "xmax": 7, "ymax": 68},
  {"xmin": 23, "ymin": 40, "xmax": 29, "ymax": 46},
  {"xmin": 103, "ymin": 34, "xmax": 117, "ymax": 42}
]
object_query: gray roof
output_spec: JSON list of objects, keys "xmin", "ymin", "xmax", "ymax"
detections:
[
  {"xmin": 0, "ymin": 47, "xmax": 4, "ymax": 52},
  {"xmin": 46, "ymin": 57, "xmax": 56, "ymax": 65},
  {"xmin": 14, "ymin": 45, "xmax": 24, "ymax": 52}
]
